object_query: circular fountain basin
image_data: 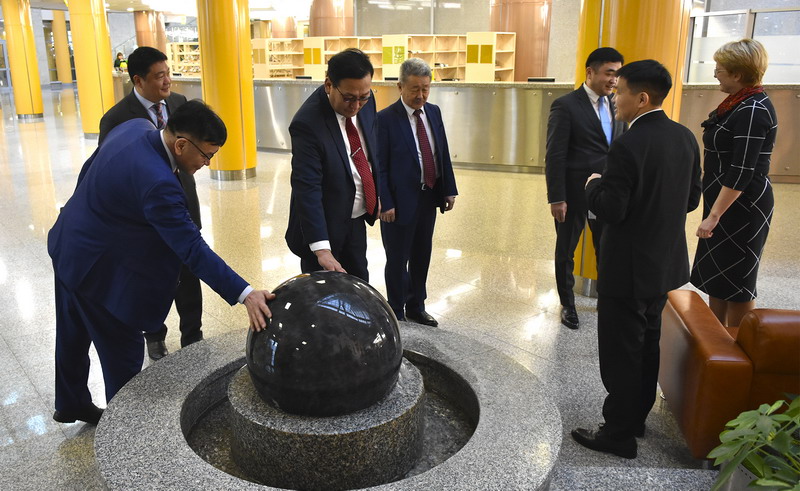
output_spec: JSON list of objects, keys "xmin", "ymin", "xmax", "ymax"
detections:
[{"xmin": 95, "ymin": 324, "xmax": 562, "ymax": 490}]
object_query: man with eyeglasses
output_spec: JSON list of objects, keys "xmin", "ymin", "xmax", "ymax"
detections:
[
  {"xmin": 377, "ymin": 58, "xmax": 458, "ymax": 327},
  {"xmin": 49, "ymin": 100, "xmax": 275, "ymax": 425},
  {"xmin": 285, "ymin": 48, "xmax": 381, "ymax": 282},
  {"xmin": 98, "ymin": 46, "xmax": 203, "ymax": 362}
]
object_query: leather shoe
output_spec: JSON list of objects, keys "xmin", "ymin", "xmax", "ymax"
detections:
[
  {"xmin": 405, "ymin": 310, "xmax": 438, "ymax": 327},
  {"xmin": 571, "ymin": 427, "xmax": 637, "ymax": 459},
  {"xmin": 53, "ymin": 404, "xmax": 104, "ymax": 425},
  {"xmin": 147, "ymin": 340, "xmax": 169, "ymax": 361},
  {"xmin": 561, "ymin": 306, "xmax": 579, "ymax": 330}
]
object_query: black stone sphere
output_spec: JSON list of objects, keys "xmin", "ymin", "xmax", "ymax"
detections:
[{"xmin": 246, "ymin": 271, "xmax": 403, "ymax": 416}]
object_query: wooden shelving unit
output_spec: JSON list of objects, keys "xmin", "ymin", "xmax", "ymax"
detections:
[
  {"xmin": 382, "ymin": 34, "xmax": 467, "ymax": 81},
  {"xmin": 465, "ymin": 32, "xmax": 516, "ymax": 82},
  {"xmin": 168, "ymin": 42, "xmax": 201, "ymax": 76},
  {"xmin": 302, "ymin": 36, "xmax": 383, "ymax": 80},
  {"xmin": 252, "ymin": 38, "xmax": 304, "ymax": 79}
]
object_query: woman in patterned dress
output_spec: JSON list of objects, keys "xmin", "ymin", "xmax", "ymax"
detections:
[{"xmin": 690, "ymin": 39, "xmax": 777, "ymax": 326}]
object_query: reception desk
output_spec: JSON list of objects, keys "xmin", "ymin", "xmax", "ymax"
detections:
[{"xmin": 113, "ymin": 75, "xmax": 800, "ymax": 180}]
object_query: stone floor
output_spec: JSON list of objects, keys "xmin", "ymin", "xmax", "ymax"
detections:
[{"xmin": 1, "ymin": 86, "xmax": 798, "ymax": 489}]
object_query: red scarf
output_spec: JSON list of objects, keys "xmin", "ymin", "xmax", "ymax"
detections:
[{"xmin": 716, "ymin": 86, "xmax": 764, "ymax": 116}]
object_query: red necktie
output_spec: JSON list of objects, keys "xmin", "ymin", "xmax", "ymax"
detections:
[
  {"xmin": 152, "ymin": 103, "xmax": 165, "ymax": 129},
  {"xmin": 413, "ymin": 109, "xmax": 436, "ymax": 189},
  {"xmin": 344, "ymin": 117, "xmax": 377, "ymax": 217}
]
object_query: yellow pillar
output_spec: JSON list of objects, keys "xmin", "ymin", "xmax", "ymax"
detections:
[
  {"xmin": 571, "ymin": 0, "xmax": 692, "ymax": 285},
  {"xmin": 67, "ymin": 0, "xmax": 115, "ymax": 137},
  {"xmin": 52, "ymin": 10, "xmax": 73, "ymax": 83},
  {"xmin": 603, "ymin": 0, "xmax": 692, "ymax": 119},
  {"xmin": 0, "ymin": 0, "xmax": 44, "ymax": 118},
  {"xmin": 197, "ymin": 0, "xmax": 257, "ymax": 180}
]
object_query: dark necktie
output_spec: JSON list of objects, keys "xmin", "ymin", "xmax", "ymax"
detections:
[
  {"xmin": 413, "ymin": 109, "xmax": 436, "ymax": 188},
  {"xmin": 152, "ymin": 103, "xmax": 165, "ymax": 130},
  {"xmin": 344, "ymin": 117, "xmax": 377, "ymax": 217},
  {"xmin": 598, "ymin": 97, "xmax": 612, "ymax": 146}
]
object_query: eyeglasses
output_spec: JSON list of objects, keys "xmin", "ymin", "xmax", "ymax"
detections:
[
  {"xmin": 335, "ymin": 85, "xmax": 372, "ymax": 104},
  {"xmin": 177, "ymin": 135, "xmax": 215, "ymax": 161},
  {"xmin": 713, "ymin": 67, "xmax": 726, "ymax": 76}
]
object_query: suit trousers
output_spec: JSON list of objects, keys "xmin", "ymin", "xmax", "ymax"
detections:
[
  {"xmin": 54, "ymin": 276, "xmax": 146, "ymax": 411},
  {"xmin": 554, "ymin": 170, "xmax": 603, "ymax": 307},
  {"xmin": 381, "ymin": 187, "xmax": 438, "ymax": 319},
  {"xmin": 144, "ymin": 264, "xmax": 203, "ymax": 347},
  {"xmin": 597, "ymin": 293, "xmax": 668, "ymax": 440},
  {"xmin": 299, "ymin": 215, "xmax": 369, "ymax": 282}
]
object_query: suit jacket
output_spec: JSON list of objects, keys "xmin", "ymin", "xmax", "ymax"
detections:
[
  {"xmin": 97, "ymin": 90, "xmax": 200, "ymax": 228},
  {"xmin": 285, "ymin": 85, "xmax": 380, "ymax": 256},
  {"xmin": 377, "ymin": 99, "xmax": 458, "ymax": 225},
  {"xmin": 545, "ymin": 87, "xmax": 625, "ymax": 203},
  {"xmin": 585, "ymin": 110, "xmax": 702, "ymax": 299},
  {"xmin": 48, "ymin": 119, "xmax": 247, "ymax": 331}
]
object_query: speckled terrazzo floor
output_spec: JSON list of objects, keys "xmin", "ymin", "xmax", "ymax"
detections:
[{"xmin": 2, "ymin": 86, "xmax": 798, "ymax": 490}]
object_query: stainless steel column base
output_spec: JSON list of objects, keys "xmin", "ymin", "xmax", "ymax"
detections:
[
  {"xmin": 17, "ymin": 113, "xmax": 44, "ymax": 120},
  {"xmin": 210, "ymin": 167, "xmax": 257, "ymax": 181},
  {"xmin": 574, "ymin": 277, "xmax": 598, "ymax": 298}
]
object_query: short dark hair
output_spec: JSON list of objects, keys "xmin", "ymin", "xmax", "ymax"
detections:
[
  {"xmin": 127, "ymin": 47, "xmax": 168, "ymax": 84},
  {"xmin": 585, "ymin": 47, "xmax": 624, "ymax": 70},
  {"xmin": 327, "ymin": 48, "xmax": 373, "ymax": 86},
  {"xmin": 166, "ymin": 100, "xmax": 227, "ymax": 146},
  {"xmin": 616, "ymin": 59, "xmax": 672, "ymax": 106}
]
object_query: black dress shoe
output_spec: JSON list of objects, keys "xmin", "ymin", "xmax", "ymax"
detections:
[
  {"xmin": 405, "ymin": 310, "xmax": 438, "ymax": 327},
  {"xmin": 571, "ymin": 427, "xmax": 637, "ymax": 459},
  {"xmin": 561, "ymin": 306, "xmax": 579, "ymax": 329},
  {"xmin": 53, "ymin": 404, "xmax": 104, "ymax": 425},
  {"xmin": 147, "ymin": 340, "xmax": 169, "ymax": 361}
]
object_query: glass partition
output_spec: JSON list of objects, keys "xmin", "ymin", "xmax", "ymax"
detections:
[{"xmin": 754, "ymin": 10, "xmax": 800, "ymax": 82}]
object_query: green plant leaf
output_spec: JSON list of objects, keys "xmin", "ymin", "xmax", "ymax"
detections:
[
  {"xmin": 711, "ymin": 454, "xmax": 750, "ymax": 491},
  {"xmin": 774, "ymin": 431, "xmax": 793, "ymax": 454}
]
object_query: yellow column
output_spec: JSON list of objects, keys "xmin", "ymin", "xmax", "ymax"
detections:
[
  {"xmin": 571, "ymin": 0, "xmax": 692, "ymax": 285},
  {"xmin": 196, "ymin": 0, "xmax": 257, "ymax": 180},
  {"xmin": 52, "ymin": 10, "xmax": 73, "ymax": 83},
  {"xmin": 67, "ymin": 0, "xmax": 115, "ymax": 137},
  {"xmin": 0, "ymin": 0, "xmax": 44, "ymax": 118},
  {"xmin": 603, "ymin": 0, "xmax": 692, "ymax": 119}
]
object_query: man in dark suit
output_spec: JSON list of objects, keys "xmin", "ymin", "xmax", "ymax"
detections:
[
  {"xmin": 99, "ymin": 46, "xmax": 200, "ymax": 361},
  {"xmin": 49, "ymin": 101, "xmax": 275, "ymax": 425},
  {"xmin": 546, "ymin": 47, "xmax": 625, "ymax": 330},
  {"xmin": 285, "ymin": 49, "xmax": 380, "ymax": 281},
  {"xmin": 377, "ymin": 58, "xmax": 458, "ymax": 326},
  {"xmin": 572, "ymin": 60, "xmax": 701, "ymax": 459}
]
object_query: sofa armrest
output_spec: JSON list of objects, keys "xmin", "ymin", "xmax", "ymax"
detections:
[{"xmin": 659, "ymin": 290, "xmax": 753, "ymax": 459}]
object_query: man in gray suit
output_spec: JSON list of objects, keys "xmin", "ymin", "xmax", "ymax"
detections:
[
  {"xmin": 98, "ymin": 46, "xmax": 200, "ymax": 361},
  {"xmin": 545, "ymin": 47, "xmax": 625, "ymax": 330}
]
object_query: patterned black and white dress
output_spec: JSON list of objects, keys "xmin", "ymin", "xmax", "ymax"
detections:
[{"xmin": 690, "ymin": 92, "xmax": 777, "ymax": 302}]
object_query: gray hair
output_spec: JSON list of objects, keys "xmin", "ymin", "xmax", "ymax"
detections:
[{"xmin": 399, "ymin": 57, "xmax": 432, "ymax": 84}]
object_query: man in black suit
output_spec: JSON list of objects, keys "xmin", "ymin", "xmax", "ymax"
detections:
[
  {"xmin": 546, "ymin": 47, "xmax": 625, "ymax": 330},
  {"xmin": 285, "ymin": 49, "xmax": 380, "ymax": 282},
  {"xmin": 98, "ymin": 46, "xmax": 200, "ymax": 361},
  {"xmin": 572, "ymin": 60, "xmax": 701, "ymax": 459},
  {"xmin": 377, "ymin": 58, "xmax": 458, "ymax": 326}
]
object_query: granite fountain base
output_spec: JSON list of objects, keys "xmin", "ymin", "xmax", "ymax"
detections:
[{"xmin": 95, "ymin": 323, "xmax": 562, "ymax": 490}]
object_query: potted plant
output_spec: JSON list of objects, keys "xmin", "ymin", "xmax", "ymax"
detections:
[{"xmin": 708, "ymin": 395, "xmax": 800, "ymax": 490}]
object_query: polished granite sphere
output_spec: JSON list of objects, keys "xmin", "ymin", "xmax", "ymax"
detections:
[{"xmin": 246, "ymin": 271, "xmax": 403, "ymax": 416}]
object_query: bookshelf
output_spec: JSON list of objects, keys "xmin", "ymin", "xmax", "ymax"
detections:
[
  {"xmin": 465, "ymin": 32, "xmax": 516, "ymax": 82},
  {"xmin": 168, "ymin": 42, "xmax": 201, "ymax": 76},
  {"xmin": 252, "ymin": 38, "xmax": 304, "ymax": 79}
]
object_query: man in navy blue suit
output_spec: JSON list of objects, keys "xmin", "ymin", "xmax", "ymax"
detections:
[
  {"xmin": 377, "ymin": 58, "xmax": 458, "ymax": 326},
  {"xmin": 285, "ymin": 49, "xmax": 380, "ymax": 282},
  {"xmin": 48, "ymin": 101, "xmax": 275, "ymax": 425}
]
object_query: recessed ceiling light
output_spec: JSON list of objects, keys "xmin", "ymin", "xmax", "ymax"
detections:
[{"xmin": 127, "ymin": 7, "xmax": 134, "ymax": 11}]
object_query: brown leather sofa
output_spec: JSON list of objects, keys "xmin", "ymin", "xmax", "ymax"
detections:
[{"xmin": 659, "ymin": 289, "xmax": 800, "ymax": 460}]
